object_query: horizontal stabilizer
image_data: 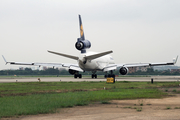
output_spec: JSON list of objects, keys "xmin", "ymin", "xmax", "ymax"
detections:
[
  {"xmin": 85, "ymin": 50, "xmax": 113, "ymax": 60},
  {"xmin": 173, "ymin": 56, "xmax": 178, "ymax": 64},
  {"xmin": 48, "ymin": 50, "xmax": 79, "ymax": 60},
  {"xmin": 2, "ymin": 55, "xmax": 8, "ymax": 64}
]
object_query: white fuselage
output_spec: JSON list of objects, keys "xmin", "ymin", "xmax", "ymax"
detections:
[{"xmin": 77, "ymin": 51, "xmax": 115, "ymax": 71}]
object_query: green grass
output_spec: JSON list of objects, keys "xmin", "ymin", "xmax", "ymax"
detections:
[
  {"xmin": 0, "ymin": 88, "xmax": 166, "ymax": 117},
  {"xmin": 123, "ymin": 106, "xmax": 132, "ymax": 108},
  {"xmin": 140, "ymin": 103, "xmax": 143, "ymax": 106},
  {"xmin": 166, "ymin": 106, "xmax": 171, "ymax": 109},
  {"xmin": 172, "ymin": 89, "xmax": 177, "ymax": 92},
  {"xmin": 0, "ymin": 81, "xmax": 178, "ymax": 96},
  {"xmin": 165, "ymin": 89, "xmax": 168, "ymax": 92},
  {"xmin": 0, "ymin": 81, "xmax": 179, "ymax": 118},
  {"xmin": 136, "ymin": 107, "xmax": 142, "ymax": 112}
]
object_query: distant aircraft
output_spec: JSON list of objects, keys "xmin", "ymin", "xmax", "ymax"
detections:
[{"xmin": 2, "ymin": 15, "xmax": 178, "ymax": 81}]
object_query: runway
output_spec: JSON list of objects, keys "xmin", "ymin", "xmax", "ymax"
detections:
[{"xmin": 0, "ymin": 76, "xmax": 180, "ymax": 83}]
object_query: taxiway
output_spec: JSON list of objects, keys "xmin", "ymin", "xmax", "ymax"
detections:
[{"xmin": 0, "ymin": 76, "xmax": 180, "ymax": 83}]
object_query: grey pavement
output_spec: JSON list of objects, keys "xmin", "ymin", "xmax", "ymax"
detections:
[{"xmin": 0, "ymin": 76, "xmax": 180, "ymax": 83}]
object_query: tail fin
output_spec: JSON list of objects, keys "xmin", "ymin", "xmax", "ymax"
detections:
[{"xmin": 79, "ymin": 15, "xmax": 85, "ymax": 40}]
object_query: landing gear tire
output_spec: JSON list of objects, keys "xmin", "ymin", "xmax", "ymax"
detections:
[
  {"xmin": 74, "ymin": 74, "xmax": 82, "ymax": 78},
  {"xmin": 92, "ymin": 74, "xmax": 97, "ymax": 79},
  {"xmin": 104, "ymin": 74, "xmax": 107, "ymax": 78},
  {"xmin": 95, "ymin": 74, "xmax": 97, "ymax": 78},
  {"xmin": 79, "ymin": 74, "xmax": 82, "ymax": 78},
  {"xmin": 74, "ymin": 74, "xmax": 77, "ymax": 78}
]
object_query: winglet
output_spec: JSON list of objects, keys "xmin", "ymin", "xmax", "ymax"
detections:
[
  {"xmin": 173, "ymin": 56, "xmax": 178, "ymax": 64},
  {"xmin": 2, "ymin": 55, "xmax": 8, "ymax": 65}
]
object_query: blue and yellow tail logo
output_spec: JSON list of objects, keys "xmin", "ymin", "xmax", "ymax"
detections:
[
  {"xmin": 79, "ymin": 15, "xmax": 85, "ymax": 40},
  {"xmin": 80, "ymin": 24, "xmax": 84, "ymax": 37}
]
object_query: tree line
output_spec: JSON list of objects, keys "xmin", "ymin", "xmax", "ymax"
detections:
[
  {"xmin": 128, "ymin": 68, "xmax": 180, "ymax": 75},
  {"xmin": 0, "ymin": 68, "xmax": 179, "ymax": 76}
]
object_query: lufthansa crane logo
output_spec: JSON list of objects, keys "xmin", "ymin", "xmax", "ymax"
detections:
[{"xmin": 80, "ymin": 25, "xmax": 84, "ymax": 37}]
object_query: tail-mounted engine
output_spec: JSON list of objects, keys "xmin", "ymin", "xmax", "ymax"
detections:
[
  {"xmin": 75, "ymin": 39, "xmax": 91, "ymax": 53},
  {"xmin": 119, "ymin": 67, "xmax": 129, "ymax": 75}
]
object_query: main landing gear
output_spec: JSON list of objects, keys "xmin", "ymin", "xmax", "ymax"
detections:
[
  {"xmin": 69, "ymin": 69, "xmax": 82, "ymax": 79},
  {"xmin": 91, "ymin": 74, "xmax": 97, "ymax": 78},
  {"xmin": 91, "ymin": 71, "xmax": 97, "ymax": 78},
  {"xmin": 74, "ymin": 74, "xmax": 82, "ymax": 78}
]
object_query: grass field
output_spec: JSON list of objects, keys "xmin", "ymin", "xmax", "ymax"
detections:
[{"xmin": 0, "ymin": 81, "xmax": 179, "ymax": 118}]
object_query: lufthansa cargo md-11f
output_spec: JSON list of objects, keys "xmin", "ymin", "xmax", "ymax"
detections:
[{"xmin": 2, "ymin": 15, "xmax": 178, "ymax": 81}]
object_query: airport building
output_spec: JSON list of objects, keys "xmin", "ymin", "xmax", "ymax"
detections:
[
  {"xmin": 171, "ymin": 69, "xmax": 180, "ymax": 73},
  {"xmin": 128, "ymin": 67, "xmax": 136, "ymax": 73},
  {"xmin": 128, "ymin": 66, "xmax": 151, "ymax": 73}
]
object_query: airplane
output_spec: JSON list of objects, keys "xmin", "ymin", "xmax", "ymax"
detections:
[{"xmin": 2, "ymin": 15, "xmax": 178, "ymax": 82}]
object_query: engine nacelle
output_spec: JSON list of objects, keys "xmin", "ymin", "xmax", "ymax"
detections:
[
  {"xmin": 119, "ymin": 67, "xmax": 129, "ymax": 75},
  {"xmin": 69, "ymin": 69, "xmax": 77, "ymax": 75},
  {"xmin": 75, "ymin": 40, "xmax": 91, "ymax": 50}
]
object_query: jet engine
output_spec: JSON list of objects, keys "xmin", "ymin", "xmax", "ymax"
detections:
[
  {"xmin": 69, "ymin": 69, "xmax": 77, "ymax": 75},
  {"xmin": 75, "ymin": 40, "xmax": 91, "ymax": 50},
  {"xmin": 119, "ymin": 67, "xmax": 129, "ymax": 75}
]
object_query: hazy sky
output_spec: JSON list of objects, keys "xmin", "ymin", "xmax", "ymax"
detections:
[{"xmin": 1, "ymin": 0, "xmax": 180, "ymax": 70}]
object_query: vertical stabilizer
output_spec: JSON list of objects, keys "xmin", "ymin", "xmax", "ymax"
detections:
[
  {"xmin": 76, "ymin": 15, "xmax": 91, "ymax": 53},
  {"xmin": 79, "ymin": 15, "xmax": 85, "ymax": 40}
]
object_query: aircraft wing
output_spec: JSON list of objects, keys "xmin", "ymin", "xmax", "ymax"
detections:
[
  {"xmin": 120, "ymin": 56, "xmax": 178, "ymax": 68},
  {"xmin": 103, "ymin": 56, "xmax": 178, "ymax": 72},
  {"xmin": 2, "ymin": 55, "xmax": 83, "ymax": 72}
]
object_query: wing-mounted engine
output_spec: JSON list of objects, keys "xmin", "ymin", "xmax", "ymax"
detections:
[
  {"xmin": 119, "ymin": 67, "xmax": 129, "ymax": 75},
  {"xmin": 69, "ymin": 69, "xmax": 77, "ymax": 75}
]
